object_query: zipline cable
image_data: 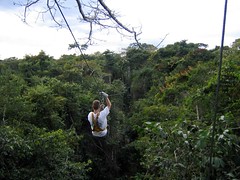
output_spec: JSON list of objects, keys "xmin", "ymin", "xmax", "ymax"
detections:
[
  {"xmin": 54, "ymin": 0, "xmax": 103, "ymax": 93},
  {"xmin": 209, "ymin": 0, "xmax": 228, "ymax": 178}
]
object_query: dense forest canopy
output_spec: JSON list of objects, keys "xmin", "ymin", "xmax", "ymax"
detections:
[{"xmin": 0, "ymin": 39, "xmax": 240, "ymax": 179}]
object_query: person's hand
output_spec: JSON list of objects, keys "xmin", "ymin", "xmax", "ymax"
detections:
[
  {"xmin": 100, "ymin": 91, "xmax": 108, "ymax": 98},
  {"xmin": 100, "ymin": 104, "xmax": 105, "ymax": 110}
]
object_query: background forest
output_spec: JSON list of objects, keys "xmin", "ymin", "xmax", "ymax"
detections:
[{"xmin": 0, "ymin": 39, "xmax": 240, "ymax": 179}]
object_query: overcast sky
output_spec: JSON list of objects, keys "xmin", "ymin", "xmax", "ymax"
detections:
[{"xmin": 0, "ymin": 0, "xmax": 239, "ymax": 59}]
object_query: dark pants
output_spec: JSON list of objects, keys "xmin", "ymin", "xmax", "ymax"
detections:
[{"xmin": 90, "ymin": 134, "xmax": 120, "ymax": 178}]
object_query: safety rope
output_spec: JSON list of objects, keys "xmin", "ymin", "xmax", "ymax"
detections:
[
  {"xmin": 209, "ymin": 0, "xmax": 228, "ymax": 178},
  {"xmin": 54, "ymin": 0, "xmax": 103, "ymax": 93}
]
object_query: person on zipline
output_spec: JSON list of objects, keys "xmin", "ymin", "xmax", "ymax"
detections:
[{"xmin": 87, "ymin": 92, "xmax": 111, "ymax": 137}]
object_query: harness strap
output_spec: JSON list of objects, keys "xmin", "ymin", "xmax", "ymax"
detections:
[{"xmin": 91, "ymin": 112, "xmax": 106, "ymax": 132}]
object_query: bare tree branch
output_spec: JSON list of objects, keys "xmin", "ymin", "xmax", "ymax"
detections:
[
  {"xmin": 16, "ymin": 0, "xmax": 143, "ymax": 48},
  {"xmin": 22, "ymin": 0, "xmax": 40, "ymax": 23},
  {"xmin": 98, "ymin": 0, "xmax": 141, "ymax": 44},
  {"xmin": 47, "ymin": 0, "xmax": 62, "ymax": 27}
]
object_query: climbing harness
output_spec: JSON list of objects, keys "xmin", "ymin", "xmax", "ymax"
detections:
[{"xmin": 91, "ymin": 112, "xmax": 106, "ymax": 132}]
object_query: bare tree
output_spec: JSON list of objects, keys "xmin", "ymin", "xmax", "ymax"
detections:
[{"xmin": 15, "ymin": 0, "xmax": 142, "ymax": 50}]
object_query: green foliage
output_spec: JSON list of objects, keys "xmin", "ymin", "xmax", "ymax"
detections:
[
  {"xmin": 126, "ymin": 40, "xmax": 240, "ymax": 179},
  {"xmin": 218, "ymin": 56, "xmax": 240, "ymax": 118},
  {"xmin": 126, "ymin": 47, "xmax": 151, "ymax": 70},
  {"xmin": 133, "ymin": 115, "xmax": 240, "ymax": 179},
  {"xmin": 25, "ymin": 83, "xmax": 66, "ymax": 129},
  {"xmin": 0, "ymin": 124, "xmax": 90, "ymax": 180},
  {"xmin": 0, "ymin": 73, "xmax": 33, "ymax": 124},
  {"xmin": 1, "ymin": 39, "xmax": 240, "ymax": 179},
  {"xmin": 19, "ymin": 51, "xmax": 54, "ymax": 79},
  {"xmin": 131, "ymin": 68, "xmax": 154, "ymax": 100}
]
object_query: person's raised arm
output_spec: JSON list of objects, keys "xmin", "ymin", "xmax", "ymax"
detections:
[
  {"xmin": 101, "ymin": 92, "xmax": 111, "ymax": 109},
  {"xmin": 105, "ymin": 97, "xmax": 111, "ymax": 109}
]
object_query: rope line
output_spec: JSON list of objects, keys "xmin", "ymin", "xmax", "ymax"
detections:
[
  {"xmin": 209, "ymin": 0, "xmax": 228, "ymax": 178},
  {"xmin": 54, "ymin": 0, "xmax": 102, "ymax": 93}
]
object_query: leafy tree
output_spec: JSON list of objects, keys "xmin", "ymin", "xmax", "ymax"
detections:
[
  {"xmin": 102, "ymin": 50, "xmax": 124, "ymax": 81},
  {"xmin": 0, "ymin": 73, "xmax": 33, "ymax": 125},
  {"xmin": 231, "ymin": 38, "xmax": 240, "ymax": 50},
  {"xmin": 131, "ymin": 67, "xmax": 154, "ymax": 100},
  {"xmin": 126, "ymin": 48, "xmax": 151, "ymax": 71},
  {"xmin": 0, "ymin": 124, "xmax": 90, "ymax": 179},
  {"xmin": 1, "ymin": 40, "xmax": 240, "ymax": 179},
  {"xmin": 19, "ymin": 51, "xmax": 55, "ymax": 83}
]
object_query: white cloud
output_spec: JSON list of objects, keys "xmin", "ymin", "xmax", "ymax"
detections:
[
  {"xmin": 0, "ymin": 10, "xmax": 76, "ymax": 59},
  {"xmin": 0, "ymin": 0, "xmax": 240, "ymax": 59},
  {"xmin": 107, "ymin": 0, "xmax": 240, "ymax": 48}
]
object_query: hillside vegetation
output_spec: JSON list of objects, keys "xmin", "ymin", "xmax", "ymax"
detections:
[{"xmin": 0, "ymin": 39, "xmax": 240, "ymax": 179}]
